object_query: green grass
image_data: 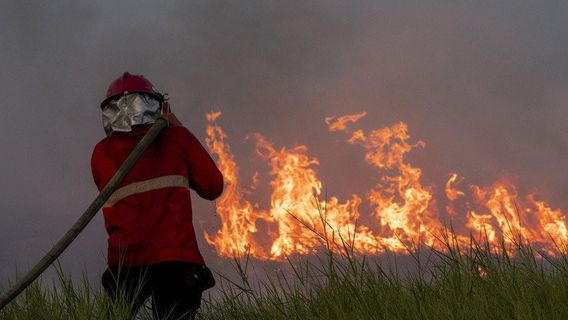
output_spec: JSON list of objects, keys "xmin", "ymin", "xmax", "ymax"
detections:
[
  {"xmin": 201, "ymin": 231, "xmax": 568, "ymax": 320},
  {"xmin": 0, "ymin": 262, "xmax": 146, "ymax": 320},
  {"xmin": 3, "ymin": 227, "xmax": 568, "ymax": 319}
]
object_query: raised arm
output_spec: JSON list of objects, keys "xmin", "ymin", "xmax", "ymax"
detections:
[{"xmin": 177, "ymin": 127, "xmax": 224, "ymax": 200}]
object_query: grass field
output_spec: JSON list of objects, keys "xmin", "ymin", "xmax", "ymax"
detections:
[{"xmin": 2, "ymin": 230, "xmax": 568, "ymax": 320}]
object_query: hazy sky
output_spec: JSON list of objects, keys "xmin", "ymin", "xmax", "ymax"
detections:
[{"xmin": 1, "ymin": 1, "xmax": 568, "ymax": 286}]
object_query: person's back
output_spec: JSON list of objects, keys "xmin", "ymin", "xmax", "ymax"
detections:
[{"xmin": 91, "ymin": 72, "xmax": 223, "ymax": 319}]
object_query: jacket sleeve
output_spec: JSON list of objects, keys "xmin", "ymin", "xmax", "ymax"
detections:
[{"xmin": 177, "ymin": 127, "xmax": 224, "ymax": 200}]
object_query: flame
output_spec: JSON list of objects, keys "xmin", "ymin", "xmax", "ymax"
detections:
[
  {"xmin": 204, "ymin": 111, "xmax": 568, "ymax": 259},
  {"xmin": 445, "ymin": 173, "xmax": 464, "ymax": 217},
  {"xmin": 324, "ymin": 112, "xmax": 367, "ymax": 131},
  {"xmin": 445, "ymin": 173, "xmax": 465, "ymax": 201},
  {"xmin": 337, "ymin": 120, "xmax": 441, "ymax": 250},
  {"xmin": 203, "ymin": 114, "xmax": 269, "ymax": 258},
  {"xmin": 530, "ymin": 195, "xmax": 568, "ymax": 246},
  {"xmin": 466, "ymin": 211, "xmax": 497, "ymax": 244}
]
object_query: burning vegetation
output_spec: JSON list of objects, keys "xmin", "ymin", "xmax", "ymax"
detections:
[{"xmin": 203, "ymin": 112, "xmax": 568, "ymax": 259}]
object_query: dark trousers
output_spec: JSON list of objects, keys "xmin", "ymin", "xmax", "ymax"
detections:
[{"xmin": 102, "ymin": 261, "xmax": 215, "ymax": 320}]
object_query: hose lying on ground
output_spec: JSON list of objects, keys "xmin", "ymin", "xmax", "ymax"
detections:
[{"xmin": 0, "ymin": 118, "xmax": 168, "ymax": 310}]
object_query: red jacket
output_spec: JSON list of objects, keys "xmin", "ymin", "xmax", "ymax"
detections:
[{"xmin": 91, "ymin": 124, "xmax": 223, "ymax": 267}]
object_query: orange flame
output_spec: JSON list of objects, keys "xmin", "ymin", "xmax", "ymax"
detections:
[
  {"xmin": 324, "ymin": 112, "xmax": 367, "ymax": 131},
  {"xmin": 203, "ymin": 114, "xmax": 268, "ymax": 258},
  {"xmin": 204, "ymin": 111, "xmax": 568, "ymax": 259},
  {"xmin": 445, "ymin": 173, "xmax": 465, "ymax": 201}
]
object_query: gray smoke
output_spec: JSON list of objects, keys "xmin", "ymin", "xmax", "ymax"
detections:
[{"xmin": 1, "ymin": 1, "xmax": 568, "ymax": 287}]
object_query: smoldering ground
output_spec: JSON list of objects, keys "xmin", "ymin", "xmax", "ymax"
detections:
[{"xmin": 1, "ymin": 1, "xmax": 568, "ymax": 288}]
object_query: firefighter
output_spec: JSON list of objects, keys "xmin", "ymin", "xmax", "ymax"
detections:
[{"xmin": 91, "ymin": 72, "xmax": 223, "ymax": 319}]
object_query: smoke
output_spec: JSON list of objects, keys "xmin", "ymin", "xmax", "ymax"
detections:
[{"xmin": 1, "ymin": 1, "xmax": 568, "ymax": 284}]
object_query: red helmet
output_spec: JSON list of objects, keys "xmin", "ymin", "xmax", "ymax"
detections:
[{"xmin": 100, "ymin": 72, "xmax": 163, "ymax": 109}]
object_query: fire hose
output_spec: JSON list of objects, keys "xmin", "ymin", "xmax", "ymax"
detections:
[{"xmin": 0, "ymin": 118, "xmax": 168, "ymax": 310}]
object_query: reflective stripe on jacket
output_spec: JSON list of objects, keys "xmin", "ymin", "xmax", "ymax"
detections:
[{"xmin": 91, "ymin": 125, "xmax": 223, "ymax": 267}]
